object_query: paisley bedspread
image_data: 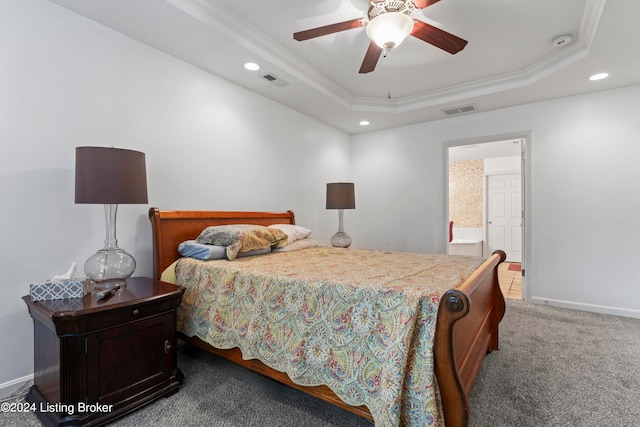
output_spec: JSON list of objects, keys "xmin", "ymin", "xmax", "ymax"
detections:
[{"xmin": 175, "ymin": 246, "xmax": 485, "ymax": 427}]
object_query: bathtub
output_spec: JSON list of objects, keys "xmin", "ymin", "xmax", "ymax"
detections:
[{"xmin": 448, "ymin": 238, "xmax": 483, "ymax": 257}]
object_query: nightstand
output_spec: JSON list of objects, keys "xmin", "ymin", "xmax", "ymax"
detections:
[{"xmin": 23, "ymin": 277, "xmax": 185, "ymax": 427}]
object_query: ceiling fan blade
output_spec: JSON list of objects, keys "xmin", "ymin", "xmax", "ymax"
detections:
[
  {"xmin": 359, "ymin": 41, "xmax": 383, "ymax": 74},
  {"xmin": 411, "ymin": 20, "xmax": 468, "ymax": 54},
  {"xmin": 293, "ymin": 18, "xmax": 365, "ymax": 41},
  {"xmin": 411, "ymin": 0, "xmax": 441, "ymax": 9}
]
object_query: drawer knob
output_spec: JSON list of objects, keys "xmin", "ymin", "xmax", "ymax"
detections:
[
  {"xmin": 132, "ymin": 309, "xmax": 140, "ymax": 315},
  {"xmin": 164, "ymin": 340, "xmax": 172, "ymax": 354}
]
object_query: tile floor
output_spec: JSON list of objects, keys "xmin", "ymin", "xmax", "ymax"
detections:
[{"xmin": 498, "ymin": 262, "xmax": 522, "ymax": 299}]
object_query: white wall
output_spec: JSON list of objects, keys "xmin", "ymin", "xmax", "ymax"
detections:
[
  {"xmin": 349, "ymin": 124, "xmax": 449, "ymax": 253},
  {"xmin": 0, "ymin": 0, "xmax": 350, "ymax": 395},
  {"xmin": 353, "ymin": 85, "xmax": 640, "ymax": 319}
]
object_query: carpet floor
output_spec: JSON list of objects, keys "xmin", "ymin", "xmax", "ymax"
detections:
[{"xmin": 3, "ymin": 299, "xmax": 639, "ymax": 426}]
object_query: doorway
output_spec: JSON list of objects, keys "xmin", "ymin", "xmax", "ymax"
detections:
[{"xmin": 447, "ymin": 137, "xmax": 525, "ymax": 299}]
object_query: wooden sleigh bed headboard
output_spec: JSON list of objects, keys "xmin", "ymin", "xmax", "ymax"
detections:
[
  {"xmin": 147, "ymin": 207, "xmax": 506, "ymax": 426},
  {"xmin": 148, "ymin": 207, "xmax": 295, "ymax": 279}
]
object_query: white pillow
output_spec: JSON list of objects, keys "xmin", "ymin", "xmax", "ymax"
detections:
[
  {"xmin": 268, "ymin": 224, "xmax": 312, "ymax": 243},
  {"xmin": 274, "ymin": 238, "xmax": 318, "ymax": 252}
]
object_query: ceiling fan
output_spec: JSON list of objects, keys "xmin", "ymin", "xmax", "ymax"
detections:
[{"xmin": 293, "ymin": 0, "xmax": 468, "ymax": 74}]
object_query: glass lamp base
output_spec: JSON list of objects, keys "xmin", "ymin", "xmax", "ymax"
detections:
[
  {"xmin": 84, "ymin": 248, "xmax": 136, "ymax": 286},
  {"xmin": 330, "ymin": 231, "xmax": 352, "ymax": 248}
]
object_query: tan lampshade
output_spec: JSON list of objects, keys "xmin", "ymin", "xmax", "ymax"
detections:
[
  {"xmin": 326, "ymin": 182, "xmax": 355, "ymax": 209},
  {"xmin": 75, "ymin": 146, "xmax": 148, "ymax": 204}
]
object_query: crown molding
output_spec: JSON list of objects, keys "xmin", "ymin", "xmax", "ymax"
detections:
[
  {"xmin": 166, "ymin": 0, "xmax": 355, "ymax": 107},
  {"xmin": 167, "ymin": 0, "xmax": 606, "ymax": 113}
]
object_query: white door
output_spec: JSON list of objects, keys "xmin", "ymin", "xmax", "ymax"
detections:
[{"xmin": 487, "ymin": 173, "xmax": 522, "ymax": 262}]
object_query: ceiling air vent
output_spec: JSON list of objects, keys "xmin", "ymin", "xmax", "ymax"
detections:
[
  {"xmin": 442, "ymin": 104, "xmax": 477, "ymax": 116},
  {"xmin": 262, "ymin": 73, "xmax": 289, "ymax": 87}
]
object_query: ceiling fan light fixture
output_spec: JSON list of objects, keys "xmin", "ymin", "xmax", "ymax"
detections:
[{"xmin": 366, "ymin": 12, "xmax": 414, "ymax": 50}]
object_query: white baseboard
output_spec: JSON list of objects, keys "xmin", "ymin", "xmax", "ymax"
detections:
[
  {"xmin": 529, "ymin": 296, "xmax": 640, "ymax": 319},
  {"xmin": 0, "ymin": 374, "xmax": 33, "ymax": 400}
]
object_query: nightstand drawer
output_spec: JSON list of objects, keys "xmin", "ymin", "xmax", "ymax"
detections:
[{"xmin": 88, "ymin": 299, "xmax": 173, "ymax": 330}]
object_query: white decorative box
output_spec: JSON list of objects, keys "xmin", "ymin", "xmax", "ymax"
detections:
[{"xmin": 29, "ymin": 279, "xmax": 91, "ymax": 301}]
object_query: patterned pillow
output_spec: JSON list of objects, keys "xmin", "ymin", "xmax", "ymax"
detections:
[{"xmin": 195, "ymin": 224, "xmax": 288, "ymax": 260}]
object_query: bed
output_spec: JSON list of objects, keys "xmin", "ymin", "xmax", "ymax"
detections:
[{"xmin": 148, "ymin": 207, "xmax": 506, "ymax": 427}]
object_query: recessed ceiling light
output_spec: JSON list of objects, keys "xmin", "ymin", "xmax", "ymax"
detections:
[
  {"xmin": 589, "ymin": 72, "xmax": 609, "ymax": 81},
  {"xmin": 244, "ymin": 62, "xmax": 260, "ymax": 71},
  {"xmin": 359, "ymin": 120, "xmax": 370, "ymax": 126}
]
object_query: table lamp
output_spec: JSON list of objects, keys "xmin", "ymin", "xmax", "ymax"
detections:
[
  {"xmin": 326, "ymin": 182, "xmax": 355, "ymax": 248},
  {"xmin": 75, "ymin": 146, "xmax": 148, "ymax": 285}
]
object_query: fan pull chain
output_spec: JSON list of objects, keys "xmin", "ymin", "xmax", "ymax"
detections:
[{"xmin": 385, "ymin": 48, "xmax": 392, "ymax": 99}]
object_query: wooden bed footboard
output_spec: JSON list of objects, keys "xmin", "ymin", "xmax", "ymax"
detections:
[
  {"xmin": 434, "ymin": 250, "xmax": 507, "ymax": 427},
  {"xmin": 148, "ymin": 208, "xmax": 506, "ymax": 426}
]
